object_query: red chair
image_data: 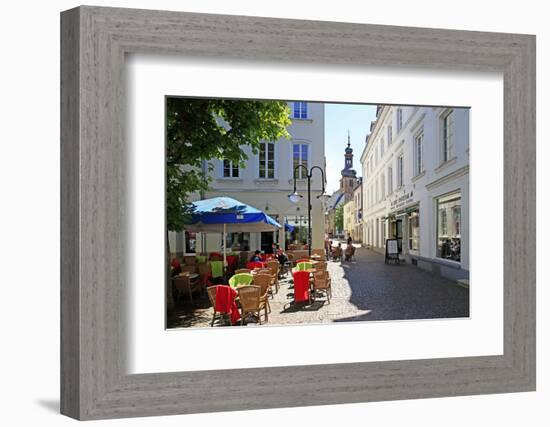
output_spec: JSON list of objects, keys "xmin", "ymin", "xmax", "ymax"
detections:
[
  {"xmin": 226, "ymin": 255, "xmax": 238, "ymax": 272},
  {"xmin": 170, "ymin": 258, "xmax": 181, "ymax": 275},
  {"xmin": 209, "ymin": 252, "xmax": 222, "ymax": 261},
  {"xmin": 293, "ymin": 270, "xmax": 310, "ymax": 304},
  {"xmin": 246, "ymin": 261, "xmax": 266, "ymax": 270},
  {"xmin": 214, "ymin": 285, "xmax": 240, "ymax": 326}
]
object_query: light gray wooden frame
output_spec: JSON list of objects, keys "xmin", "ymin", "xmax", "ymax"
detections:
[{"xmin": 60, "ymin": 5, "xmax": 536, "ymax": 421}]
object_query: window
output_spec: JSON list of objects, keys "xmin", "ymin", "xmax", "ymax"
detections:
[
  {"xmin": 226, "ymin": 232, "xmax": 251, "ymax": 251},
  {"xmin": 387, "ymin": 166, "xmax": 393, "ymax": 194},
  {"xmin": 375, "ymin": 146, "xmax": 379, "ymax": 164},
  {"xmin": 259, "ymin": 141, "xmax": 275, "ymax": 178},
  {"xmin": 380, "ymin": 139, "xmax": 385, "ymax": 157},
  {"xmin": 380, "ymin": 173, "xmax": 385, "ymax": 199},
  {"xmin": 293, "ymin": 143, "xmax": 309, "ymax": 178},
  {"xmin": 414, "ymin": 132, "xmax": 424, "ymax": 176},
  {"xmin": 223, "ymin": 160, "xmax": 239, "ymax": 178},
  {"xmin": 397, "ymin": 154, "xmax": 404, "ymax": 188},
  {"xmin": 387, "ymin": 125, "xmax": 393, "ymax": 145},
  {"xmin": 442, "ymin": 110, "xmax": 454, "ymax": 163},
  {"xmin": 293, "ymin": 102, "xmax": 308, "ymax": 119},
  {"xmin": 436, "ymin": 193, "xmax": 461, "ymax": 262},
  {"xmin": 408, "ymin": 210, "xmax": 420, "ymax": 251},
  {"xmin": 396, "ymin": 108, "xmax": 403, "ymax": 133},
  {"xmin": 185, "ymin": 231, "xmax": 196, "ymax": 253},
  {"xmin": 375, "ymin": 179, "xmax": 379, "ymax": 203}
]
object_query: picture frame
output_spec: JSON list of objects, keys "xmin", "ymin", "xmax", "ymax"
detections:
[{"xmin": 60, "ymin": 5, "xmax": 535, "ymax": 420}]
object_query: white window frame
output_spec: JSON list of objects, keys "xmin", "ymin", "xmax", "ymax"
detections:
[
  {"xmin": 396, "ymin": 108, "xmax": 403, "ymax": 133},
  {"xmin": 292, "ymin": 141, "xmax": 309, "ymax": 179},
  {"xmin": 442, "ymin": 109, "xmax": 454, "ymax": 163},
  {"xmin": 292, "ymin": 101, "xmax": 308, "ymax": 119},
  {"xmin": 258, "ymin": 141, "xmax": 276, "ymax": 179},
  {"xmin": 435, "ymin": 192, "xmax": 462, "ymax": 262},
  {"xmin": 387, "ymin": 165, "xmax": 393, "ymax": 195},
  {"xmin": 221, "ymin": 159, "xmax": 239, "ymax": 178},
  {"xmin": 380, "ymin": 138, "xmax": 385, "ymax": 157},
  {"xmin": 380, "ymin": 173, "xmax": 385, "ymax": 200},
  {"xmin": 414, "ymin": 131, "xmax": 424, "ymax": 176},
  {"xmin": 387, "ymin": 124, "xmax": 393, "ymax": 145},
  {"xmin": 397, "ymin": 154, "xmax": 404, "ymax": 188}
]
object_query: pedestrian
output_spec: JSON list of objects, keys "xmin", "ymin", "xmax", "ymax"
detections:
[{"xmin": 347, "ymin": 234, "xmax": 353, "ymax": 246}]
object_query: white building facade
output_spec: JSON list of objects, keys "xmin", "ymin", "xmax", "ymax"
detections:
[
  {"xmin": 360, "ymin": 105, "xmax": 469, "ymax": 280},
  {"xmin": 170, "ymin": 101, "xmax": 325, "ymax": 256}
]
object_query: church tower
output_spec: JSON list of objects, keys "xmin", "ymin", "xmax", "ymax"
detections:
[{"xmin": 340, "ymin": 131, "xmax": 358, "ymax": 201}]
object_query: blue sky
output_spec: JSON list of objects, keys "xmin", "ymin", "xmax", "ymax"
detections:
[{"xmin": 323, "ymin": 103, "xmax": 378, "ymax": 194}]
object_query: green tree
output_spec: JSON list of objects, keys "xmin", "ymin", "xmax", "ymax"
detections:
[
  {"xmin": 334, "ymin": 205, "xmax": 344, "ymax": 233},
  {"xmin": 166, "ymin": 98, "xmax": 291, "ymax": 232}
]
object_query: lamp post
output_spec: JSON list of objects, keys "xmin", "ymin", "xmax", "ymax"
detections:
[{"xmin": 288, "ymin": 165, "xmax": 326, "ymax": 257}]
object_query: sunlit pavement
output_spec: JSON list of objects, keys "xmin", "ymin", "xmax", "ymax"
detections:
[{"xmin": 168, "ymin": 245, "xmax": 469, "ymax": 329}]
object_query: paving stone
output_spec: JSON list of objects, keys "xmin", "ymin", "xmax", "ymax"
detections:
[{"xmin": 168, "ymin": 247, "xmax": 469, "ymax": 328}]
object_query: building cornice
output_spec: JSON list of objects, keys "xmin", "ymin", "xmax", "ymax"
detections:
[{"xmin": 425, "ymin": 165, "xmax": 469, "ymax": 191}]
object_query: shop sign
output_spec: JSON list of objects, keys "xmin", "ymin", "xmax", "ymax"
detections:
[{"xmin": 390, "ymin": 190, "xmax": 414, "ymax": 211}]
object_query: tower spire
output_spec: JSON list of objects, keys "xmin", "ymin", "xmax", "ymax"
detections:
[{"xmin": 347, "ymin": 129, "xmax": 350, "ymax": 147}]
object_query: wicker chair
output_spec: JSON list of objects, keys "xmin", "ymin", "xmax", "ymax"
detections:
[
  {"xmin": 313, "ymin": 270, "xmax": 331, "ymax": 303},
  {"xmin": 228, "ymin": 273, "xmax": 254, "ymax": 288},
  {"xmin": 251, "ymin": 273, "xmax": 272, "ymax": 312},
  {"xmin": 344, "ymin": 245, "xmax": 356, "ymax": 261},
  {"xmin": 197, "ymin": 262, "xmax": 212, "ymax": 286},
  {"xmin": 311, "ymin": 248, "xmax": 326, "ymax": 260},
  {"xmin": 315, "ymin": 261, "xmax": 327, "ymax": 271},
  {"xmin": 293, "ymin": 261, "xmax": 313, "ymax": 273},
  {"xmin": 206, "ymin": 285, "xmax": 225, "ymax": 326},
  {"xmin": 173, "ymin": 274, "xmax": 201, "ymax": 305},
  {"xmin": 265, "ymin": 260, "xmax": 280, "ymax": 293},
  {"xmin": 332, "ymin": 246, "xmax": 343, "ymax": 261},
  {"xmin": 238, "ymin": 285, "xmax": 267, "ymax": 325},
  {"xmin": 183, "ymin": 255, "xmax": 197, "ymax": 265},
  {"xmin": 234, "ymin": 268, "xmax": 251, "ymax": 275}
]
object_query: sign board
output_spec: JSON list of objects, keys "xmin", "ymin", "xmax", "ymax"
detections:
[
  {"xmin": 387, "ymin": 239, "xmax": 398, "ymax": 254},
  {"xmin": 385, "ymin": 239, "xmax": 400, "ymax": 264}
]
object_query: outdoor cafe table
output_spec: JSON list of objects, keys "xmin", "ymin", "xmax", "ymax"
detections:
[{"xmin": 177, "ymin": 272, "xmax": 199, "ymax": 281}]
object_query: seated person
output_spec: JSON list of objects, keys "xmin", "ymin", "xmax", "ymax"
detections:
[
  {"xmin": 276, "ymin": 246, "xmax": 289, "ymax": 265},
  {"xmin": 344, "ymin": 244, "xmax": 355, "ymax": 261},
  {"xmin": 249, "ymin": 250, "xmax": 262, "ymax": 263},
  {"xmin": 333, "ymin": 243, "xmax": 343, "ymax": 260}
]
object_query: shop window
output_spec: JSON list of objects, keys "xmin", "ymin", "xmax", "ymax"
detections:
[
  {"xmin": 408, "ymin": 210, "xmax": 420, "ymax": 251},
  {"xmin": 436, "ymin": 193, "xmax": 461, "ymax": 261}
]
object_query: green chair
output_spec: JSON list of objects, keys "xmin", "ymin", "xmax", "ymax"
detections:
[
  {"xmin": 229, "ymin": 273, "xmax": 254, "ymax": 289},
  {"xmin": 292, "ymin": 262, "xmax": 313, "ymax": 273},
  {"xmin": 210, "ymin": 260, "xmax": 224, "ymax": 279}
]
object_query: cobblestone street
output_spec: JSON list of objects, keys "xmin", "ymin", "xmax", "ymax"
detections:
[{"xmin": 169, "ymin": 245, "xmax": 469, "ymax": 328}]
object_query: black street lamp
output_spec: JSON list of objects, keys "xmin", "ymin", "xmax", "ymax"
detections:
[{"xmin": 288, "ymin": 165, "xmax": 326, "ymax": 257}]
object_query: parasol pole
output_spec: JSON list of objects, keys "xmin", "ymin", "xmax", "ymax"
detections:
[{"xmin": 223, "ymin": 223, "xmax": 228, "ymax": 268}]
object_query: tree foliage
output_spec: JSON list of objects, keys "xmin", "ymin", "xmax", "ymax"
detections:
[
  {"xmin": 334, "ymin": 205, "xmax": 344, "ymax": 233},
  {"xmin": 166, "ymin": 98, "xmax": 291, "ymax": 231}
]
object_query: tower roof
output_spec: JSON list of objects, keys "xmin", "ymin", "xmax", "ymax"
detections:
[{"xmin": 341, "ymin": 130, "xmax": 357, "ymax": 178}]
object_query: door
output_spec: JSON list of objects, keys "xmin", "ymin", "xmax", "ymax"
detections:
[
  {"xmin": 395, "ymin": 219, "xmax": 403, "ymax": 253},
  {"xmin": 261, "ymin": 232, "xmax": 274, "ymax": 253}
]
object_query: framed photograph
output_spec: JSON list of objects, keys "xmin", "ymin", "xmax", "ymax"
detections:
[{"xmin": 61, "ymin": 6, "xmax": 536, "ymax": 420}]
